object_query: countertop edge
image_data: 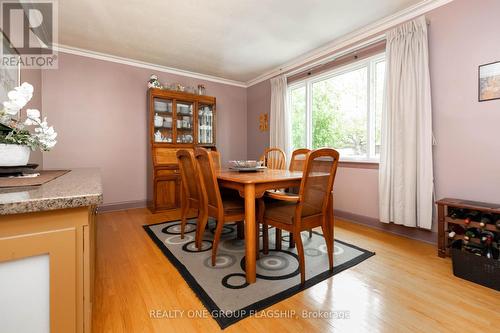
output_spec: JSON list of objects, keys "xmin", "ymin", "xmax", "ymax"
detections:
[{"xmin": 0, "ymin": 193, "xmax": 103, "ymax": 215}]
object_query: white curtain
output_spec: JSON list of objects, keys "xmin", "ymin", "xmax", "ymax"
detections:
[
  {"xmin": 269, "ymin": 75, "xmax": 291, "ymax": 160},
  {"xmin": 379, "ymin": 16, "xmax": 434, "ymax": 229}
]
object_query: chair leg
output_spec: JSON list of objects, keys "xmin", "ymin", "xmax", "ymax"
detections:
[
  {"xmin": 321, "ymin": 220, "xmax": 334, "ymax": 271},
  {"xmin": 180, "ymin": 201, "xmax": 189, "ymax": 239},
  {"xmin": 275, "ymin": 229, "xmax": 282, "ymax": 250},
  {"xmin": 289, "ymin": 232, "xmax": 295, "ymax": 248},
  {"xmin": 263, "ymin": 223, "xmax": 269, "ymax": 255},
  {"xmin": 256, "ymin": 223, "xmax": 260, "ymax": 259},
  {"xmin": 236, "ymin": 221, "xmax": 244, "ymax": 239},
  {"xmin": 294, "ymin": 230, "xmax": 306, "ymax": 284},
  {"xmin": 195, "ymin": 210, "xmax": 208, "ymax": 250},
  {"xmin": 211, "ymin": 215, "xmax": 225, "ymax": 266}
]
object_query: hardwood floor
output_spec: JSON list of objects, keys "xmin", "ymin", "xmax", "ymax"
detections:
[{"xmin": 92, "ymin": 208, "xmax": 500, "ymax": 333}]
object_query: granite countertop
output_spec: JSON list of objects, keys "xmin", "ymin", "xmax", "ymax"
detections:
[{"xmin": 0, "ymin": 168, "xmax": 103, "ymax": 215}]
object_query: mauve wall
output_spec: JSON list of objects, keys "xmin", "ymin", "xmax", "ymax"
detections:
[
  {"xmin": 428, "ymin": 0, "xmax": 500, "ymax": 204},
  {"xmin": 41, "ymin": 53, "xmax": 247, "ymax": 205},
  {"xmin": 246, "ymin": 80, "xmax": 271, "ymax": 160},
  {"xmin": 20, "ymin": 68, "xmax": 43, "ymax": 167},
  {"xmin": 246, "ymin": 0, "xmax": 500, "ymax": 221}
]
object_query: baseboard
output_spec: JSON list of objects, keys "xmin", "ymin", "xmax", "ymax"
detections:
[
  {"xmin": 98, "ymin": 200, "xmax": 147, "ymax": 213},
  {"xmin": 335, "ymin": 209, "xmax": 437, "ymax": 244},
  {"xmin": 97, "ymin": 200, "xmax": 437, "ymax": 244}
]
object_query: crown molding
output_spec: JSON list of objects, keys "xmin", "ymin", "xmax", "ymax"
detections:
[
  {"xmin": 245, "ymin": 0, "xmax": 454, "ymax": 87},
  {"xmin": 53, "ymin": 44, "xmax": 247, "ymax": 88}
]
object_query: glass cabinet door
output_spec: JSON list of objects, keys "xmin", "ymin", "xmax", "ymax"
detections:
[
  {"xmin": 153, "ymin": 98, "xmax": 173, "ymax": 143},
  {"xmin": 198, "ymin": 103, "xmax": 215, "ymax": 144},
  {"xmin": 175, "ymin": 101, "xmax": 194, "ymax": 144}
]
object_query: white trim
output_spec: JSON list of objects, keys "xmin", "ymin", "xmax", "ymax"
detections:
[
  {"xmin": 287, "ymin": 53, "xmax": 386, "ymax": 162},
  {"xmin": 53, "ymin": 44, "xmax": 247, "ymax": 88},
  {"xmin": 246, "ymin": 0, "xmax": 453, "ymax": 87}
]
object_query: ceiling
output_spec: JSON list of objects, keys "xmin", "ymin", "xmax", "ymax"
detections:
[{"xmin": 58, "ymin": 0, "xmax": 423, "ymax": 83}]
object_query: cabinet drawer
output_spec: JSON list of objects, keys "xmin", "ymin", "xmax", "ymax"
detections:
[
  {"xmin": 154, "ymin": 148, "xmax": 190, "ymax": 165},
  {"xmin": 156, "ymin": 169, "xmax": 179, "ymax": 177}
]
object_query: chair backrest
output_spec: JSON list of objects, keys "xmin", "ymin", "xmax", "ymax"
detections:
[
  {"xmin": 210, "ymin": 150, "xmax": 221, "ymax": 170},
  {"xmin": 289, "ymin": 148, "xmax": 310, "ymax": 172},
  {"xmin": 176, "ymin": 149, "xmax": 202, "ymax": 204},
  {"xmin": 260, "ymin": 147, "xmax": 286, "ymax": 170},
  {"xmin": 297, "ymin": 148, "xmax": 339, "ymax": 218},
  {"xmin": 194, "ymin": 147, "xmax": 222, "ymax": 212}
]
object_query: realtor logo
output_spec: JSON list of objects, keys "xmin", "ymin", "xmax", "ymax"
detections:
[{"xmin": 1, "ymin": 0, "xmax": 58, "ymax": 68}]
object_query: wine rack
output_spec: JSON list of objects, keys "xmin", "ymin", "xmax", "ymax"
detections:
[
  {"xmin": 437, "ymin": 198, "xmax": 500, "ymax": 257},
  {"xmin": 436, "ymin": 198, "xmax": 500, "ymax": 291}
]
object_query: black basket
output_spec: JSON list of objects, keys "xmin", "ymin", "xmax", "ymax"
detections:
[{"xmin": 451, "ymin": 240, "xmax": 500, "ymax": 291}]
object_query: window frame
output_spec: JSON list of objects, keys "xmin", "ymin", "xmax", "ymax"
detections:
[{"xmin": 287, "ymin": 52, "xmax": 386, "ymax": 163}]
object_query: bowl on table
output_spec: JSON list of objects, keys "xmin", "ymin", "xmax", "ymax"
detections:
[{"xmin": 228, "ymin": 160, "xmax": 265, "ymax": 171}]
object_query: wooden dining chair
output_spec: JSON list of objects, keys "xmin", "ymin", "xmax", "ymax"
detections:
[
  {"xmin": 194, "ymin": 147, "xmax": 246, "ymax": 265},
  {"xmin": 210, "ymin": 150, "xmax": 221, "ymax": 170},
  {"xmin": 258, "ymin": 148, "xmax": 339, "ymax": 284},
  {"xmin": 265, "ymin": 148, "xmax": 311, "ymax": 249},
  {"xmin": 176, "ymin": 149, "xmax": 207, "ymax": 247},
  {"xmin": 259, "ymin": 147, "xmax": 286, "ymax": 170}
]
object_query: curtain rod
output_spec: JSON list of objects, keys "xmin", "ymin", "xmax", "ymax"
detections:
[
  {"xmin": 284, "ymin": 34, "xmax": 386, "ymax": 79},
  {"xmin": 284, "ymin": 18, "xmax": 431, "ymax": 79}
]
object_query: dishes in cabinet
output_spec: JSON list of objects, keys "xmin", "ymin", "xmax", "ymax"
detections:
[
  {"xmin": 154, "ymin": 130, "xmax": 172, "ymax": 143},
  {"xmin": 154, "ymin": 113, "xmax": 163, "ymax": 127},
  {"xmin": 154, "ymin": 100, "xmax": 171, "ymax": 112},
  {"xmin": 177, "ymin": 104, "xmax": 192, "ymax": 115},
  {"xmin": 163, "ymin": 117, "xmax": 172, "ymax": 128},
  {"xmin": 176, "ymin": 134, "xmax": 193, "ymax": 143}
]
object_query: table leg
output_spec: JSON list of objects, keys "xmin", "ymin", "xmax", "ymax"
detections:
[{"xmin": 244, "ymin": 183, "xmax": 256, "ymax": 284}]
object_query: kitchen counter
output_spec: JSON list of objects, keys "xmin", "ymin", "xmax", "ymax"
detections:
[
  {"xmin": 0, "ymin": 168, "xmax": 101, "ymax": 332},
  {"xmin": 0, "ymin": 168, "xmax": 103, "ymax": 215}
]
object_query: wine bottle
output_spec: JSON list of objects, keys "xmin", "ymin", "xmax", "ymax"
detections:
[
  {"xmin": 479, "ymin": 213, "xmax": 493, "ymax": 228},
  {"xmin": 448, "ymin": 207, "xmax": 466, "ymax": 219},
  {"xmin": 482, "ymin": 235, "xmax": 500, "ymax": 259},
  {"xmin": 447, "ymin": 224, "xmax": 466, "ymax": 239},
  {"xmin": 495, "ymin": 215, "xmax": 500, "ymax": 230},
  {"xmin": 464, "ymin": 210, "xmax": 481, "ymax": 225},
  {"xmin": 463, "ymin": 242, "xmax": 484, "ymax": 256},
  {"xmin": 464, "ymin": 227, "xmax": 480, "ymax": 242},
  {"xmin": 479, "ymin": 230, "xmax": 495, "ymax": 244}
]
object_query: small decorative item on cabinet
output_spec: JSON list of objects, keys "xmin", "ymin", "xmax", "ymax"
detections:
[
  {"xmin": 197, "ymin": 84, "xmax": 206, "ymax": 95},
  {"xmin": 148, "ymin": 74, "xmax": 162, "ymax": 89}
]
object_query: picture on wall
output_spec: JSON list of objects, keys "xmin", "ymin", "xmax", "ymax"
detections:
[
  {"xmin": 479, "ymin": 61, "xmax": 500, "ymax": 102},
  {"xmin": 0, "ymin": 30, "xmax": 20, "ymax": 103}
]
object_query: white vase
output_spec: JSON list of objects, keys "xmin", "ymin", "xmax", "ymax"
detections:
[{"xmin": 0, "ymin": 144, "xmax": 31, "ymax": 166}]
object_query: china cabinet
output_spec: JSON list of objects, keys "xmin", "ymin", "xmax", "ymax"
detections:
[{"xmin": 147, "ymin": 88, "xmax": 216, "ymax": 212}]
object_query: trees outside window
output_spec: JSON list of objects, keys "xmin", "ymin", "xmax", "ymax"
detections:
[{"xmin": 289, "ymin": 54, "xmax": 385, "ymax": 161}]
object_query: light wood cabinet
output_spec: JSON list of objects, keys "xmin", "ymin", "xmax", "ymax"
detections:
[
  {"xmin": 0, "ymin": 206, "xmax": 97, "ymax": 333},
  {"xmin": 147, "ymin": 88, "xmax": 216, "ymax": 213}
]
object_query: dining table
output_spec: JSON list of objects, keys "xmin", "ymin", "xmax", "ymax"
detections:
[{"xmin": 216, "ymin": 168, "xmax": 307, "ymax": 284}]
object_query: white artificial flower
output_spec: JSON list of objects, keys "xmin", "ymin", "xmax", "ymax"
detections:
[
  {"xmin": 1, "ymin": 82, "xmax": 57, "ymax": 151},
  {"xmin": 24, "ymin": 109, "xmax": 41, "ymax": 125},
  {"xmin": 16, "ymin": 82, "xmax": 34, "ymax": 99},
  {"xmin": 2, "ymin": 83, "xmax": 34, "ymax": 117},
  {"xmin": 2, "ymin": 100, "xmax": 22, "ymax": 115}
]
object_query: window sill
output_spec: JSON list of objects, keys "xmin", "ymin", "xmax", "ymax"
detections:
[{"xmin": 338, "ymin": 161, "xmax": 379, "ymax": 169}]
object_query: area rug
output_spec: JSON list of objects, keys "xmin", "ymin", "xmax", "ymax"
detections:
[{"xmin": 144, "ymin": 219, "xmax": 374, "ymax": 329}]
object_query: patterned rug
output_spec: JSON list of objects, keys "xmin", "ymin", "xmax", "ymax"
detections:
[{"xmin": 144, "ymin": 219, "xmax": 374, "ymax": 329}]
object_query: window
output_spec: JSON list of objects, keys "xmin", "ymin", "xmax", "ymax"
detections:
[{"xmin": 289, "ymin": 54, "xmax": 385, "ymax": 161}]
